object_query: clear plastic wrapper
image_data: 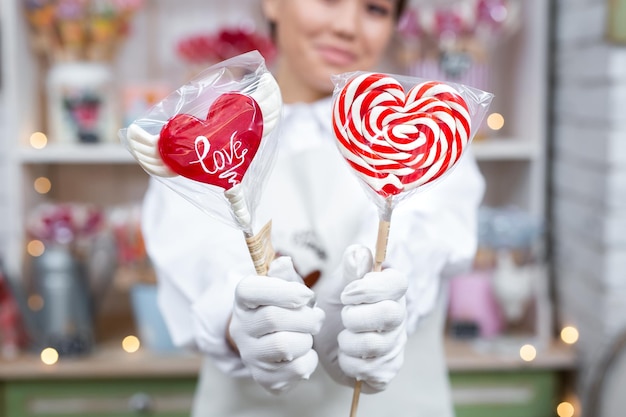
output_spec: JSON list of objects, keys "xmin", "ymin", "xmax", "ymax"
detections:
[
  {"xmin": 331, "ymin": 71, "xmax": 492, "ymax": 416},
  {"xmin": 332, "ymin": 70, "xmax": 493, "ymax": 220},
  {"xmin": 120, "ymin": 51, "xmax": 281, "ymax": 232},
  {"xmin": 119, "ymin": 51, "xmax": 282, "ymax": 273}
]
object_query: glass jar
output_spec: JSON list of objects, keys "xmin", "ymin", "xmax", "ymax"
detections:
[{"xmin": 46, "ymin": 61, "xmax": 117, "ymax": 144}]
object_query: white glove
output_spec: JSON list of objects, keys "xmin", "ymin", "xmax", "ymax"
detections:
[
  {"xmin": 228, "ymin": 256, "xmax": 325, "ymax": 394},
  {"xmin": 314, "ymin": 244, "xmax": 408, "ymax": 393}
]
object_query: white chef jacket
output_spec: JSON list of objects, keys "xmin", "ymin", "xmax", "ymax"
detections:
[{"xmin": 141, "ymin": 96, "xmax": 485, "ymax": 417}]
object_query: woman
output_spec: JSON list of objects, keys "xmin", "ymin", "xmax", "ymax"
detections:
[{"xmin": 142, "ymin": 0, "xmax": 485, "ymax": 416}]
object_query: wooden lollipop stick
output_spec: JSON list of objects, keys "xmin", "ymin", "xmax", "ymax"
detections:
[
  {"xmin": 350, "ymin": 381, "xmax": 363, "ymax": 417},
  {"xmin": 373, "ymin": 218, "xmax": 391, "ymax": 273},
  {"xmin": 349, "ymin": 216, "xmax": 391, "ymax": 417},
  {"xmin": 244, "ymin": 220, "xmax": 275, "ymax": 275}
]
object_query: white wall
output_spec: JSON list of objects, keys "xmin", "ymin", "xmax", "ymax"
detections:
[
  {"xmin": 0, "ymin": 2, "xmax": 6, "ymax": 261},
  {"xmin": 552, "ymin": 0, "xmax": 626, "ymax": 411},
  {"xmin": 0, "ymin": 92, "xmax": 6, "ymax": 260}
]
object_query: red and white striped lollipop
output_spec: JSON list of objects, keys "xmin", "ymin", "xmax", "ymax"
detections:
[{"xmin": 332, "ymin": 72, "xmax": 471, "ymax": 198}]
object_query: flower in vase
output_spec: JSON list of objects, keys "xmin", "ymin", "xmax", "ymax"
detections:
[
  {"xmin": 26, "ymin": 203, "xmax": 105, "ymax": 252},
  {"xmin": 176, "ymin": 26, "xmax": 276, "ymax": 69}
]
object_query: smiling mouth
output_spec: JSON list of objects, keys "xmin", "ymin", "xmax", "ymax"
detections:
[{"xmin": 317, "ymin": 46, "xmax": 357, "ymax": 67}]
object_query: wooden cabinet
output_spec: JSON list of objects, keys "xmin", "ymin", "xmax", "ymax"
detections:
[
  {"xmin": 446, "ymin": 338, "xmax": 576, "ymax": 417},
  {"xmin": 0, "ymin": 345, "xmax": 201, "ymax": 417},
  {"xmin": 3, "ymin": 379, "xmax": 196, "ymax": 417},
  {"xmin": 451, "ymin": 371, "xmax": 557, "ymax": 417},
  {"xmin": 2, "ymin": 373, "xmax": 559, "ymax": 417},
  {"xmin": 0, "ymin": 338, "xmax": 576, "ymax": 417}
]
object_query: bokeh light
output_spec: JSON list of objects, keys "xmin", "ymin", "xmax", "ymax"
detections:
[
  {"xmin": 28, "ymin": 294, "xmax": 44, "ymax": 311},
  {"xmin": 520, "ymin": 344, "xmax": 537, "ymax": 362},
  {"xmin": 29, "ymin": 132, "xmax": 48, "ymax": 149},
  {"xmin": 487, "ymin": 112, "xmax": 505, "ymax": 131},
  {"xmin": 557, "ymin": 401, "xmax": 575, "ymax": 417},
  {"xmin": 40, "ymin": 347, "xmax": 59, "ymax": 365},
  {"xmin": 561, "ymin": 326, "xmax": 579, "ymax": 345},
  {"xmin": 26, "ymin": 240, "xmax": 45, "ymax": 257},
  {"xmin": 34, "ymin": 177, "xmax": 52, "ymax": 194},
  {"xmin": 122, "ymin": 335, "xmax": 141, "ymax": 353}
]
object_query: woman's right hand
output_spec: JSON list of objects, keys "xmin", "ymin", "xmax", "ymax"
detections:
[{"xmin": 228, "ymin": 256, "xmax": 325, "ymax": 394}]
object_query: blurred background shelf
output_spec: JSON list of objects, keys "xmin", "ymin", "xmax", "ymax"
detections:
[
  {"xmin": 445, "ymin": 338, "xmax": 577, "ymax": 372},
  {"xmin": 15, "ymin": 137, "xmax": 538, "ymax": 164},
  {"xmin": 473, "ymin": 137, "xmax": 541, "ymax": 161},
  {"xmin": 19, "ymin": 143, "xmax": 136, "ymax": 164},
  {"xmin": 0, "ymin": 335, "xmax": 577, "ymax": 380}
]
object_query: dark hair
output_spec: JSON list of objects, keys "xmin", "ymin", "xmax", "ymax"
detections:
[
  {"xmin": 396, "ymin": 0, "xmax": 408, "ymax": 20},
  {"xmin": 268, "ymin": 0, "xmax": 410, "ymax": 42}
]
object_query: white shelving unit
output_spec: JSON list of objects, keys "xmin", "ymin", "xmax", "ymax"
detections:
[
  {"xmin": 474, "ymin": 138, "xmax": 542, "ymax": 161},
  {"xmin": 0, "ymin": 0, "xmax": 549, "ymax": 285},
  {"xmin": 18, "ymin": 144, "xmax": 137, "ymax": 164}
]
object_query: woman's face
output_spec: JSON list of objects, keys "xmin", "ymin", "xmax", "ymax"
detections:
[{"xmin": 263, "ymin": 0, "xmax": 398, "ymax": 103}]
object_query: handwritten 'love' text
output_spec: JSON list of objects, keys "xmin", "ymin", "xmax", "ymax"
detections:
[{"xmin": 191, "ymin": 133, "xmax": 249, "ymax": 186}]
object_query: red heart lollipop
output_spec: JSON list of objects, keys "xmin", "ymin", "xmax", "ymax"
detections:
[{"xmin": 159, "ymin": 92, "xmax": 264, "ymax": 190}]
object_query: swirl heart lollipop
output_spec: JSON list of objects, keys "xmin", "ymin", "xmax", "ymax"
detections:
[
  {"xmin": 122, "ymin": 53, "xmax": 282, "ymax": 274},
  {"xmin": 332, "ymin": 71, "xmax": 491, "ymax": 417},
  {"xmin": 333, "ymin": 72, "xmax": 471, "ymax": 198}
]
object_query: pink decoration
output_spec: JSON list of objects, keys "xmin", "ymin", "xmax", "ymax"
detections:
[
  {"xmin": 477, "ymin": 0, "xmax": 509, "ymax": 31},
  {"xmin": 397, "ymin": 8, "xmax": 422, "ymax": 40},
  {"xmin": 26, "ymin": 203, "xmax": 104, "ymax": 245},
  {"xmin": 435, "ymin": 9, "xmax": 465, "ymax": 39},
  {"xmin": 396, "ymin": 0, "xmax": 519, "ymax": 45},
  {"xmin": 448, "ymin": 271, "xmax": 504, "ymax": 338}
]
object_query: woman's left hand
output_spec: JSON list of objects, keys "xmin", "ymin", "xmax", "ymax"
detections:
[{"xmin": 314, "ymin": 244, "xmax": 409, "ymax": 393}]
